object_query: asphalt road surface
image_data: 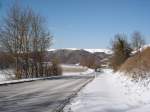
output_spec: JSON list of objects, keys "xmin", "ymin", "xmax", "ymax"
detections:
[{"xmin": 0, "ymin": 75, "xmax": 94, "ymax": 112}]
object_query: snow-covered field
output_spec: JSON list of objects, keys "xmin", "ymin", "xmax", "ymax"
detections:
[
  {"xmin": 63, "ymin": 68, "xmax": 94, "ymax": 76},
  {"xmin": 62, "ymin": 64, "xmax": 94, "ymax": 76},
  {"xmin": 61, "ymin": 64, "xmax": 87, "ymax": 70},
  {"xmin": 64, "ymin": 69, "xmax": 150, "ymax": 112}
]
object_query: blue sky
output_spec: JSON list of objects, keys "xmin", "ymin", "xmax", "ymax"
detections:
[{"xmin": 0, "ymin": 0, "xmax": 150, "ymax": 49}]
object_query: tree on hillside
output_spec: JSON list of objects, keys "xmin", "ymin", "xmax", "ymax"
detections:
[
  {"xmin": 131, "ymin": 31, "xmax": 145, "ymax": 51},
  {"xmin": 0, "ymin": 3, "xmax": 52, "ymax": 79},
  {"xmin": 111, "ymin": 34, "xmax": 132, "ymax": 71}
]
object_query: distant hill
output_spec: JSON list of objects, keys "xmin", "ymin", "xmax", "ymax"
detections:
[
  {"xmin": 46, "ymin": 48, "xmax": 112, "ymax": 66},
  {"xmin": 48, "ymin": 48, "xmax": 112, "ymax": 54}
]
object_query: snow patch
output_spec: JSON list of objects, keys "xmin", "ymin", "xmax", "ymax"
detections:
[{"xmin": 132, "ymin": 44, "xmax": 150, "ymax": 54}]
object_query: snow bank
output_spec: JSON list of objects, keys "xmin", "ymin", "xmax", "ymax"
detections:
[
  {"xmin": 64, "ymin": 69, "xmax": 130, "ymax": 112},
  {"xmin": 112, "ymin": 72, "xmax": 150, "ymax": 105},
  {"xmin": 64, "ymin": 69, "xmax": 150, "ymax": 112},
  {"xmin": 0, "ymin": 77, "xmax": 43, "ymax": 85}
]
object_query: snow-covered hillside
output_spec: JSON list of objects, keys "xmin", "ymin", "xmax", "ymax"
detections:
[{"xmin": 48, "ymin": 48, "xmax": 112, "ymax": 54}]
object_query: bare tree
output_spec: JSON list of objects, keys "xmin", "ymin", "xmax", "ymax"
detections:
[
  {"xmin": 0, "ymin": 52, "xmax": 15, "ymax": 69},
  {"xmin": 131, "ymin": 31, "xmax": 145, "ymax": 51},
  {"xmin": 0, "ymin": 3, "xmax": 52, "ymax": 79}
]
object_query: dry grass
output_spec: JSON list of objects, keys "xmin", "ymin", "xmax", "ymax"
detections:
[{"xmin": 120, "ymin": 47, "xmax": 150, "ymax": 78}]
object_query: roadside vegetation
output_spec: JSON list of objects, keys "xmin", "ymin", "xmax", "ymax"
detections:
[
  {"xmin": 110, "ymin": 33, "xmax": 132, "ymax": 71},
  {"xmin": 120, "ymin": 47, "xmax": 150, "ymax": 80},
  {"xmin": 0, "ymin": 3, "xmax": 62, "ymax": 79},
  {"xmin": 110, "ymin": 31, "xmax": 149, "ymax": 81}
]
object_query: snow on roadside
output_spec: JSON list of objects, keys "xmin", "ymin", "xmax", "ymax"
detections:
[
  {"xmin": 112, "ymin": 71, "xmax": 150, "ymax": 105},
  {"xmin": 0, "ymin": 64, "xmax": 94, "ymax": 85},
  {"xmin": 64, "ymin": 69, "xmax": 150, "ymax": 112},
  {"xmin": 0, "ymin": 77, "xmax": 43, "ymax": 85},
  {"xmin": 0, "ymin": 69, "xmax": 15, "ymax": 81}
]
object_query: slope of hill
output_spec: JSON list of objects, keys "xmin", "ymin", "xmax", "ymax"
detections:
[
  {"xmin": 47, "ymin": 48, "xmax": 112, "ymax": 66},
  {"xmin": 120, "ymin": 47, "xmax": 150, "ymax": 79}
]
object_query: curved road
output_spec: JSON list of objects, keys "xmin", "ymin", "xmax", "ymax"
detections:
[{"xmin": 0, "ymin": 75, "xmax": 94, "ymax": 112}]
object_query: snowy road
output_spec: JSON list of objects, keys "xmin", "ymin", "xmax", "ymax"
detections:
[
  {"xmin": 64, "ymin": 69, "xmax": 150, "ymax": 112},
  {"xmin": 0, "ymin": 75, "xmax": 93, "ymax": 112}
]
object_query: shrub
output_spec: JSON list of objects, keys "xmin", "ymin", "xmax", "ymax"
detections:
[{"xmin": 111, "ymin": 34, "xmax": 132, "ymax": 71}]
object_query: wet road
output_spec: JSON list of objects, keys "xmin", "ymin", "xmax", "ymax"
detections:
[{"xmin": 0, "ymin": 75, "xmax": 94, "ymax": 112}]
